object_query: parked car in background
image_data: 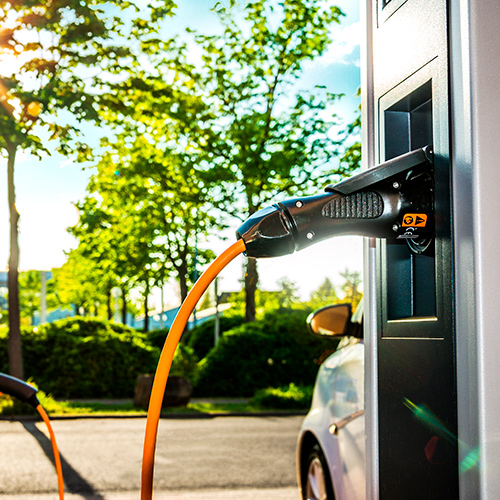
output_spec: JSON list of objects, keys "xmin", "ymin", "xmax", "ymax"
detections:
[{"xmin": 296, "ymin": 301, "xmax": 364, "ymax": 500}]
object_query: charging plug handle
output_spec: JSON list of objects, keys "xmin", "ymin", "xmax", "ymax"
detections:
[
  {"xmin": 0, "ymin": 373, "xmax": 39, "ymax": 407},
  {"xmin": 237, "ymin": 147, "xmax": 433, "ymax": 258}
]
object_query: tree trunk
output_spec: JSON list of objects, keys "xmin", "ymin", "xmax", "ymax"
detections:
[
  {"xmin": 7, "ymin": 147, "xmax": 23, "ymax": 379},
  {"xmin": 244, "ymin": 257, "xmax": 258, "ymax": 322},
  {"xmin": 178, "ymin": 263, "xmax": 189, "ymax": 303},
  {"xmin": 176, "ymin": 263, "xmax": 190, "ymax": 333},
  {"xmin": 143, "ymin": 280, "xmax": 149, "ymax": 332},
  {"xmin": 107, "ymin": 287, "xmax": 112, "ymax": 321},
  {"xmin": 121, "ymin": 287, "xmax": 127, "ymax": 325}
]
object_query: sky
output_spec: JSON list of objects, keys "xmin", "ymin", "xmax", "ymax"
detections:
[{"xmin": 0, "ymin": 0, "xmax": 362, "ymax": 308}]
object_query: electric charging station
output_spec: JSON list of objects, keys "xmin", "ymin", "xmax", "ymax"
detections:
[{"xmin": 363, "ymin": 0, "xmax": 500, "ymax": 498}]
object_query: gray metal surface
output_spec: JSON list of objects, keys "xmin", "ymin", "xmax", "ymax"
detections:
[
  {"xmin": 364, "ymin": 0, "xmax": 458, "ymax": 498},
  {"xmin": 331, "ymin": 147, "xmax": 431, "ymax": 195},
  {"xmin": 449, "ymin": 1, "xmax": 500, "ymax": 498},
  {"xmin": 361, "ymin": 1, "xmax": 378, "ymax": 498}
]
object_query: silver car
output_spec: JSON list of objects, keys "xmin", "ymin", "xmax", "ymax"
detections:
[{"xmin": 297, "ymin": 302, "xmax": 365, "ymax": 500}]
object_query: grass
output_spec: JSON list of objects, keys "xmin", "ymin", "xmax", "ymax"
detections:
[
  {"xmin": 0, "ymin": 396, "xmax": 306, "ymax": 418},
  {"xmin": 0, "ymin": 397, "xmax": 309, "ymax": 418},
  {"xmin": 0, "ymin": 380, "xmax": 311, "ymax": 418}
]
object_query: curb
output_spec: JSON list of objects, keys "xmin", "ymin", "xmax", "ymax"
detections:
[{"xmin": 0, "ymin": 409, "xmax": 307, "ymax": 422}]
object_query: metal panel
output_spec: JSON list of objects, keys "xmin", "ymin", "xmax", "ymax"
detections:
[
  {"xmin": 364, "ymin": 0, "xmax": 459, "ymax": 498},
  {"xmin": 450, "ymin": 0, "xmax": 500, "ymax": 498}
]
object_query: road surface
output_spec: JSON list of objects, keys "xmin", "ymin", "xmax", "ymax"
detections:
[{"xmin": 0, "ymin": 416, "xmax": 304, "ymax": 499}]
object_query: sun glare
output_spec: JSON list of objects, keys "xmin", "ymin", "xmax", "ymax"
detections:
[{"xmin": 0, "ymin": 52, "xmax": 20, "ymax": 77}]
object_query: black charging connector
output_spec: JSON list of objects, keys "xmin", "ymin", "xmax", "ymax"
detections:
[
  {"xmin": 236, "ymin": 146, "xmax": 433, "ymax": 258},
  {"xmin": 0, "ymin": 373, "xmax": 39, "ymax": 408}
]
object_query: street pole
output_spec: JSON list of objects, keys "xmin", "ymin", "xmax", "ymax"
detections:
[
  {"xmin": 214, "ymin": 277, "xmax": 220, "ymax": 346},
  {"xmin": 40, "ymin": 271, "xmax": 47, "ymax": 324}
]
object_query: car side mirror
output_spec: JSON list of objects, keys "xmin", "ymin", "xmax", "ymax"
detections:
[{"xmin": 307, "ymin": 303, "xmax": 355, "ymax": 337}]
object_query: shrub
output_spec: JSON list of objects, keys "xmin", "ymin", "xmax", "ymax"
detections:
[
  {"xmin": 170, "ymin": 344, "xmax": 198, "ymax": 380},
  {"xmin": 252, "ymin": 383, "xmax": 314, "ymax": 410},
  {"xmin": 146, "ymin": 328, "xmax": 169, "ymax": 351},
  {"xmin": 184, "ymin": 315, "xmax": 244, "ymax": 359},
  {"xmin": 0, "ymin": 317, "xmax": 160, "ymax": 399},
  {"xmin": 193, "ymin": 308, "xmax": 337, "ymax": 397}
]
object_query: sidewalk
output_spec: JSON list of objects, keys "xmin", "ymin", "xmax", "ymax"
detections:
[{"xmin": 0, "ymin": 487, "xmax": 301, "ymax": 500}]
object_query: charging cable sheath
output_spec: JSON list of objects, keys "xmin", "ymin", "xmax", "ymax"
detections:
[
  {"xmin": 141, "ymin": 239, "xmax": 246, "ymax": 500},
  {"xmin": 36, "ymin": 404, "xmax": 64, "ymax": 500},
  {"xmin": 0, "ymin": 374, "xmax": 64, "ymax": 499}
]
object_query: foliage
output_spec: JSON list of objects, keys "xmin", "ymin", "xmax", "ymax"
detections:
[
  {"xmin": 73, "ymin": 134, "xmax": 219, "ymax": 311},
  {"xmin": 0, "ymin": 0, "xmax": 177, "ymax": 155},
  {"xmin": 274, "ymin": 278, "xmax": 300, "ymax": 308},
  {"xmin": 51, "ymin": 249, "xmax": 110, "ymax": 316},
  {"xmin": 190, "ymin": 0, "xmax": 351, "ymax": 321},
  {"xmin": 170, "ymin": 344, "xmax": 199, "ymax": 381},
  {"xmin": 82, "ymin": 0, "xmax": 358, "ymax": 323},
  {"xmin": 72, "ymin": 17, "xmax": 226, "ymax": 313},
  {"xmin": 339, "ymin": 269, "xmax": 362, "ymax": 309},
  {"xmin": 146, "ymin": 328, "xmax": 170, "ymax": 351},
  {"xmin": 193, "ymin": 308, "xmax": 337, "ymax": 397},
  {"xmin": 308, "ymin": 277, "xmax": 338, "ymax": 309},
  {"xmin": 18, "ymin": 271, "xmax": 40, "ymax": 324},
  {"xmin": 0, "ymin": 0, "xmax": 177, "ymax": 377},
  {"xmin": 252, "ymin": 383, "xmax": 313, "ymax": 410},
  {"xmin": 0, "ymin": 318, "xmax": 160, "ymax": 398},
  {"xmin": 146, "ymin": 328, "xmax": 200, "ymax": 379},
  {"xmin": 183, "ymin": 314, "xmax": 245, "ymax": 359},
  {"xmin": 195, "ymin": 0, "xmax": 348, "ymax": 209},
  {"xmin": 338, "ymin": 87, "xmax": 362, "ymax": 172},
  {"xmin": 227, "ymin": 289, "xmax": 305, "ymax": 317}
]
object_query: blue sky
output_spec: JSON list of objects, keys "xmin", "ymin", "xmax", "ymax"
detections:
[{"xmin": 0, "ymin": 0, "xmax": 362, "ymax": 306}]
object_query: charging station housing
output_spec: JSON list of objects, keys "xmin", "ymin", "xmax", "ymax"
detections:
[{"xmin": 363, "ymin": 0, "xmax": 500, "ymax": 498}]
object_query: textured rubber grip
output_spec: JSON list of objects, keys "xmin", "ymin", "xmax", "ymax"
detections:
[{"xmin": 322, "ymin": 191, "xmax": 384, "ymax": 219}]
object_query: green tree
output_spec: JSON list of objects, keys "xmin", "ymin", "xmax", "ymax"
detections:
[
  {"xmin": 190, "ymin": 0, "xmax": 353, "ymax": 322},
  {"xmin": 18, "ymin": 270, "xmax": 57, "ymax": 325},
  {"xmin": 75, "ymin": 40, "xmax": 226, "ymax": 316},
  {"xmin": 70, "ymin": 192, "xmax": 161, "ymax": 330},
  {"xmin": 0, "ymin": 0, "xmax": 176, "ymax": 377},
  {"xmin": 70, "ymin": 196, "xmax": 148, "ymax": 323},
  {"xmin": 88, "ymin": 0, "xmax": 359, "ymax": 325},
  {"xmin": 339, "ymin": 268, "xmax": 362, "ymax": 309},
  {"xmin": 73, "ymin": 131, "xmax": 219, "ymax": 328},
  {"xmin": 18, "ymin": 271, "xmax": 41, "ymax": 325},
  {"xmin": 339, "ymin": 88, "xmax": 362, "ymax": 172},
  {"xmin": 275, "ymin": 277, "xmax": 300, "ymax": 309},
  {"xmin": 51, "ymin": 249, "xmax": 108, "ymax": 317},
  {"xmin": 309, "ymin": 277, "xmax": 338, "ymax": 308}
]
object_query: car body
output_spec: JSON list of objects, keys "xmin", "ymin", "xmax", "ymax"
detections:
[{"xmin": 296, "ymin": 304, "xmax": 365, "ymax": 500}]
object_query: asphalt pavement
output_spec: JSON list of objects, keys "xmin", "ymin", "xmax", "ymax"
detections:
[
  {"xmin": 0, "ymin": 416, "xmax": 304, "ymax": 499},
  {"xmin": 0, "ymin": 488, "xmax": 300, "ymax": 499}
]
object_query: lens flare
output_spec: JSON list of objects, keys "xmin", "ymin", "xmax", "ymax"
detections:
[
  {"xmin": 27, "ymin": 100, "xmax": 42, "ymax": 117},
  {"xmin": 403, "ymin": 398, "xmax": 457, "ymax": 445},
  {"xmin": 404, "ymin": 397, "xmax": 480, "ymax": 474}
]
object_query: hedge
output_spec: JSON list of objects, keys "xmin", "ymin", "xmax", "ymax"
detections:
[
  {"xmin": 183, "ymin": 315, "xmax": 245, "ymax": 359},
  {"xmin": 0, "ymin": 317, "xmax": 160, "ymax": 398},
  {"xmin": 193, "ymin": 308, "xmax": 337, "ymax": 397}
]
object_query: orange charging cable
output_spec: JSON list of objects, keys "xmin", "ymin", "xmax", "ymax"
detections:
[
  {"xmin": 141, "ymin": 239, "xmax": 246, "ymax": 500},
  {"xmin": 36, "ymin": 404, "xmax": 64, "ymax": 500}
]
